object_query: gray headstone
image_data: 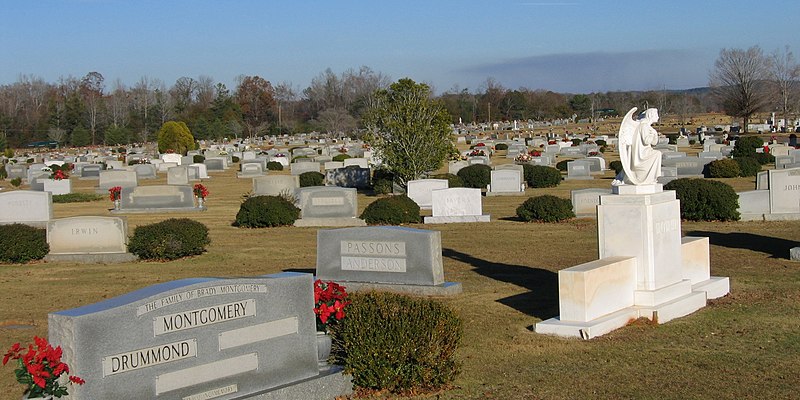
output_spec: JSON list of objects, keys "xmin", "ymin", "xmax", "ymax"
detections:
[
  {"xmin": 489, "ymin": 169, "xmax": 524, "ymax": 193},
  {"xmin": 291, "ymin": 162, "xmax": 321, "ymax": 176},
  {"xmin": 167, "ymin": 166, "xmax": 190, "ymax": 185},
  {"xmin": 768, "ymin": 167, "xmax": 800, "ymax": 213},
  {"xmin": 0, "ymin": 190, "xmax": 53, "ymax": 227},
  {"xmin": 253, "ymin": 175, "xmax": 299, "ymax": 197},
  {"xmin": 132, "ymin": 164, "xmax": 157, "ymax": 180},
  {"xmin": 296, "ymin": 187, "xmax": 358, "ymax": 219},
  {"xmin": 571, "ymin": 188, "xmax": 612, "ymax": 218},
  {"xmin": 325, "ymin": 166, "xmax": 370, "ymax": 189},
  {"xmin": 407, "ymin": 179, "xmax": 449, "ymax": 209},
  {"xmin": 566, "ymin": 160, "xmax": 593, "ymax": 180},
  {"xmin": 316, "ymin": 227, "xmax": 444, "ymax": 286},
  {"xmin": 98, "ymin": 170, "xmax": 138, "ymax": 192},
  {"xmin": 48, "ymin": 273, "xmax": 318, "ymax": 400},
  {"xmin": 119, "ymin": 185, "xmax": 196, "ymax": 211}
]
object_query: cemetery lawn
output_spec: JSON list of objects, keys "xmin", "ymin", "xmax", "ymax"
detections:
[{"xmin": 1, "ymin": 163, "xmax": 799, "ymax": 399}]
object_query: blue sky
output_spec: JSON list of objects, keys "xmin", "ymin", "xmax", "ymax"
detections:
[{"xmin": 2, "ymin": 0, "xmax": 798, "ymax": 94}]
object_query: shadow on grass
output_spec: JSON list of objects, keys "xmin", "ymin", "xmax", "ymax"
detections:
[
  {"xmin": 442, "ymin": 248, "xmax": 558, "ymax": 320},
  {"xmin": 687, "ymin": 230, "xmax": 798, "ymax": 259}
]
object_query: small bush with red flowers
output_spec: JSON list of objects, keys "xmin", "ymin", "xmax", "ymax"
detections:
[{"xmin": 3, "ymin": 336, "xmax": 85, "ymax": 398}]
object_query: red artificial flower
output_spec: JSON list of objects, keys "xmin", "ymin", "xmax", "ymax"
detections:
[{"xmin": 69, "ymin": 375, "xmax": 86, "ymax": 385}]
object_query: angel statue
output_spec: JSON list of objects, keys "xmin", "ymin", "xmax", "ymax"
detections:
[{"xmin": 614, "ymin": 107, "xmax": 662, "ymax": 186}]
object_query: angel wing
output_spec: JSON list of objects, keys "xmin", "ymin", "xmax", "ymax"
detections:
[{"xmin": 617, "ymin": 107, "xmax": 638, "ymax": 185}]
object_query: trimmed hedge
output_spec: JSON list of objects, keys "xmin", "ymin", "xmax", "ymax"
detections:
[
  {"xmin": 266, "ymin": 161, "xmax": 284, "ymax": 171},
  {"xmin": 664, "ymin": 178, "xmax": 740, "ymax": 221},
  {"xmin": 234, "ymin": 195, "xmax": 300, "ymax": 228},
  {"xmin": 299, "ymin": 171, "xmax": 325, "ymax": 187},
  {"xmin": 456, "ymin": 164, "xmax": 491, "ymax": 189},
  {"xmin": 516, "ymin": 195, "xmax": 574, "ymax": 222},
  {"xmin": 52, "ymin": 193, "xmax": 105, "ymax": 203},
  {"xmin": 495, "ymin": 143, "xmax": 508, "ymax": 150},
  {"xmin": 431, "ymin": 173, "xmax": 463, "ymax": 188},
  {"xmin": 360, "ymin": 195, "xmax": 420, "ymax": 225},
  {"xmin": 734, "ymin": 157, "xmax": 761, "ymax": 177},
  {"xmin": 555, "ymin": 159, "xmax": 570, "ymax": 171},
  {"xmin": 330, "ymin": 291, "xmax": 462, "ymax": 393},
  {"xmin": 372, "ymin": 179, "xmax": 393, "ymax": 195},
  {"xmin": 705, "ymin": 158, "xmax": 740, "ymax": 178},
  {"xmin": 754, "ymin": 152, "xmax": 775, "ymax": 165},
  {"xmin": 127, "ymin": 218, "xmax": 210, "ymax": 260},
  {"xmin": 0, "ymin": 164, "xmax": 6, "ymax": 180},
  {"xmin": 522, "ymin": 165, "xmax": 561, "ymax": 188},
  {"xmin": 332, "ymin": 154, "xmax": 351, "ymax": 162},
  {"xmin": 0, "ymin": 224, "xmax": 48, "ymax": 263}
]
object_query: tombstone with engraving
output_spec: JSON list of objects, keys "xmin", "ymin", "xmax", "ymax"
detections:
[
  {"xmin": 97, "ymin": 170, "xmax": 138, "ymax": 193},
  {"xmin": 48, "ymin": 272, "xmax": 352, "ymax": 399},
  {"xmin": 316, "ymin": 226, "xmax": 461, "ymax": 296},
  {"xmin": 0, "ymin": 190, "xmax": 53, "ymax": 227},
  {"xmin": 44, "ymin": 216, "xmax": 137, "ymax": 263},
  {"xmin": 114, "ymin": 185, "xmax": 202, "ymax": 213},
  {"xmin": 294, "ymin": 186, "xmax": 366, "ymax": 227},
  {"xmin": 570, "ymin": 188, "xmax": 612, "ymax": 218},
  {"xmin": 424, "ymin": 188, "xmax": 490, "ymax": 223},
  {"xmin": 565, "ymin": 160, "xmax": 593, "ymax": 180},
  {"xmin": 487, "ymin": 169, "xmax": 525, "ymax": 195},
  {"xmin": 325, "ymin": 166, "xmax": 371, "ymax": 189},
  {"xmin": 167, "ymin": 166, "xmax": 190, "ymax": 185},
  {"xmin": 252, "ymin": 175, "xmax": 299, "ymax": 197},
  {"xmin": 407, "ymin": 179, "xmax": 449, "ymax": 209}
]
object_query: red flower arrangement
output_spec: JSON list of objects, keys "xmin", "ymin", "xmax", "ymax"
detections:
[
  {"xmin": 3, "ymin": 336, "xmax": 85, "ymax": 398},
  {"xmin": 469, "ymin": 149, "xmax": 486, "ymax": 157},
  {"xmin": 529, "ymin": 150, "xmax": 542, "ymax": 157},
  {"xmin": 313, "ymin": 280, "xmax": 349, "ymax": 332},
  {"xmin": 51, "ymin": 169, "xmax": 68, "ymax": 180},
  {"xmin": 108, "ymin": 186, "xmax": 122, "ymax": 201},
  {"xmin": 193, "ymin": 183, "xmax": 209, "ymax": 199}
]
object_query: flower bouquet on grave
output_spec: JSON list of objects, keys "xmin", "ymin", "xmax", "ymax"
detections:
[
  {"xmin": 193, "ymin": 183, "xmax": 209, "ymax": 208},
  {"xmin": 50, "ymin": 169, "xmax": 68, "ymax": 181},
  {"xmin": 530, "ymin": 150, "xmax": 542, "ymax": 157},
  {"xmin": 514, "ymin": 153, "xmax": 532, "ymax": 163},
  {"xmin": 469, "ymin": 149, "xmax": 486, "ymax": 157},
  {"xmin": 313, "ymin": 280, "xmax": 349, "ymax": 333},
  {"xmin": 3, "ymin": 336, "xmax": 85, "ymax": 399},
  {"xmin": 109, "ymin": 186, "xmax": 122, "ymax": 210}
]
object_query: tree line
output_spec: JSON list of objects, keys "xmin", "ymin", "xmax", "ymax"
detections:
[{"xmin": 0, "ymin": 45, "xmax": 797, "ymax": 149}]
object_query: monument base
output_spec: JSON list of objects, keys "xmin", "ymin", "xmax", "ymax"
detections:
[
  {"xmin": 635, "ymin": 290, "xmax": 707, "ymax": 324},
  {"xmin": 693, "ymin": 276, "xmax": 730, "ymax": 300},
  {"xmin": 330, "ymin": 281, "xmax": 463, "ymax": 296},
  {"xmin": 423, "ymin": 215, "xmax": 491, "ymax": 224},
  {"xmin": 294, "ymin": 218, "xmax": 367, "ymax": 227},
  {"xmin": 111, "ymin": 207, "xmax": 205, "ymax": 214},
  {"xmin": 485, "ymin": 191, "xmax": 526, "ymax": 196},
  {"xmin": 44, "ymin": 253, "xmax": 138, "ymax": 264},
  {"xmin": 240, "ymin": 366, "xmax": 353, "ymax": 400},
  {"xmin": 535, "ymin": 308, "xmax": 640, "ymax": 340}
]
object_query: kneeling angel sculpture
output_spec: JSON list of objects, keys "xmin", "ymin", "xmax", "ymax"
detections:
[{"xmin": 614, "ymin": 107, "xmax": 662, "ymax": 186}]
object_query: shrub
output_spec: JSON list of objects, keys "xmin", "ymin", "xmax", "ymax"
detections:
[
  {"xmin": 372, "ymin": 179, "xmax": 393, "ymax": 195},
  {"xmin": 555, "ymin": 159, "xmax": 570, "ymax": 171},
  {"xmin": 571, "ymin": 138, "xmax": 582, "ymax": 146},
  {"xmin": 731, "ymin": 136, "xmax": 763, "ymax": 158},
  {"xmin": 360, "ymin": 195, "xmax": 420, "ymax": 225},
  {"xmin": 373, "ymin": 167, "xmax": 395, "ymax": 182},
  {"xmin": 0, "ymin": 164, "xmax": 6, "ymax": 179},
  {"xmin": 231, "ymin": 155, "xmax": 240, "ymax": 163},
  {"xmin": 330, "ymin": 291, "xmax": 462, "ymax": 393},
  {"xmin": 689, "ymin": 139, "xmax": 696, "ymax": 145},
  {"xmin": 516, "ymin": 195, "xmax": 574, "ymax": 222},
  {"xmin": 234, "ymin": 195, "xmax": 300, "ymax": 227},
  {"xmin": 705, "ymin": 158, "xmax": 740, "ymax": 178},
  {"xmin": 266, "ymin": 161, "xmax": 283, "ymax": 171},
  {"xmin": 522, "ymin": 165, "xmax": 561, "ymax": 188},
  {"xmin": 753, "ymin": 152, "xmax": 775, "ymax": 165},
  {"xmin": 609, "ymin": 160, "xmax": 623, "ymax": 175},
  {"xmin": 193, "ymin": 154, "xmax": 205, "ymax": 163},
  {"xmin": 332, "ymin": 154, "xmax": 351, "ymax": 162},
  {"xmin": 10, "ymin": 177, "xmax": 21, "ymax": 187},
  {"xmin": 734, "ymin": 157, "xmax": 761, "ymax": 177},
  {"xmin": 52, "ymin": 193, "xmax": 104, "ymax": 203},
  {"xmin": 292, "ymin": 155, "xmax": 309, "ymax": 162},
  {"xmin": 128, "ymin": 218, "xmax": 210, "ymax": 260},
  {"xmin": 0, "ymin": 224, "xmax": 49, "ymax": 263},
  {"xmin": 299, "ymin": 171, "xmax": 325, "ymax": 187},
  {"xmin": 456, "ymin": 164, "xmax": 491, "ymax": 189},
  {"xmin": 431, "ymin": 173, "xmax": 463, "ymax": 188},
  {"xmin": 664, "ymin": 178, "xmax": 740, "ymax": 221},
  {"xmin": 595, "ymin": 139, "xmax": 607, "ymax": 147},
  {"xmin": 495, "ymin": 143, "xmax": 508, "ymax": 150},
  {"xmin": 666, "ymin": 134, "xmax": 678, "ymax": 144}
]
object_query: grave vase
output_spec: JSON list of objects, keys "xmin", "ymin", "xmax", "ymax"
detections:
[
  {"xmin": 22, "ymin": 392, "xmax": 54, "ymax": 400},
  {"xmin": 316, "ymin": 331, "xmax": 332, "ymax": 367},
  {"xmin": 196, "ymin": 196, "xmax": 205, "ymax": 209},
  {"xmin": 113, "ymin": 199, "xmax": 120, "ymax": 210}
]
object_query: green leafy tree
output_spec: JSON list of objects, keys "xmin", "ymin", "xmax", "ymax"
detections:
[
  {"xmin": 157, "ymin": 121, "xmax": 195, "ymax": 154},
  {"xmin": 363, "ymin": 78, "xmax": 453, "ymax": 188},
  {"xmin": 70, "ymin": 125, "xmax": 90, "ymax": 147},
  {"xmin": 105, "ymin": 125, "xmax": 130, "ymax": 145}
]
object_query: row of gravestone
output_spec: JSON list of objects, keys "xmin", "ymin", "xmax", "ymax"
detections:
[{"xmin": 44, "ymin": 224, "xmax": 459, "ymax": 399}]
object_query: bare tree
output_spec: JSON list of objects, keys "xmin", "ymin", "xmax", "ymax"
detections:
[
  {"xmin": 80, "ymin": 71, "xmax": 104, "ymax": 145},
  {"xmin": 313, "ymin": 107, "xmax": 356, "ymax": 136},
  {"xmin": 709, "ymin": 46, "xmax": 771, "ymax": 133},
  {"xmin": 107, "ymin": 79, "xmax": 130, "ymax": 128},
  {"xmin": 767, "ymin": 46, "xmax": 799, "ymax": 132},
  {"xmin": 274, "ymin": 81, "xmax": 298, "ymax": 132},
  {"xmin": 47, "ymin": 127, "xmax": 67, "ymax": 145}
]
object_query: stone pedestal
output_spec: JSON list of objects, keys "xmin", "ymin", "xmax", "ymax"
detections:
[{"xmin": 536, "ymin": 187, "xmax": 730, "ymax": 339}]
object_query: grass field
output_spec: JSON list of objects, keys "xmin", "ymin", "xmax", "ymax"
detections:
[{"xmin": 1, "ymin": 131, "xmax": 799, "ymax": 399}]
